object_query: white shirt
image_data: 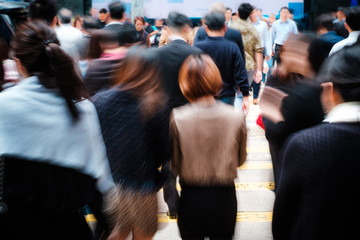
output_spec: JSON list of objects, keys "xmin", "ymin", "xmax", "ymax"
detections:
[
  {"xmin": 55, "ymin": 24, "xmax": 83, "ymax": 62},
  {"xmin": 329, "ymin": 31, "xmax": 360, "ymax": 56},
  {"xmin": 252, "ymin": 19, "xmax": 272, "ymax": 57},
  {"xmin": 271, "ymin": 19, "xmax": 298, "ymax": 47},
  {"xmin": 323, "ymin": 102, "xmax": 360, "ymax": 123}
]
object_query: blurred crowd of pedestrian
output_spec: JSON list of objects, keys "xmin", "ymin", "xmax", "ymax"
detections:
[{"xmin": 0, "ymin": 0, "xmax": 360, "ymax": 240}]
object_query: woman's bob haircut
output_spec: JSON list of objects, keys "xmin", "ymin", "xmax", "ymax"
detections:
[{"xmin": 179, "ymin": 53, "xmax": 223, "ymax": 102}]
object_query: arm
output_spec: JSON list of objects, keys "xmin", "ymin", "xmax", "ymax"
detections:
[
  {"xmin": 270, "ymin": 23, "xmax": 276, "ymax": 54},
  {"xmin": 169, "ymin": 112, "xmax": 182, "ymax": 176},
  {"xmin": 193, "ymin": 27, "xmax": 206, "ymax": 45},
  {"xmin": 233, "ymin": 46, "xmax": 250, "ymax": 114},
  {"xmin": 237, "ymin": 115, "xmax": 247, "ymax": 166},
  {"xmin": 292, "ymin": 21, "xmax": 299, "ymax": 34},
  {"xmin": 253, "ymin": 31, "xmax": 264, "ymax": 83},
  {"xmin": 264, "ymin": 24, "xmax": 272, "ymax": 59}
]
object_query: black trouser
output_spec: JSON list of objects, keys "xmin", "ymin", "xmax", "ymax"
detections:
[
  {"xmin": 274, "ymin": 44, "xmax": 283, "ymax": 65},
  {"xmin": 178, "ymin": 184, "xmax": 237, "ymax": 240},
  {"xmin": 162, "ymin": 161, "xmax": 179, "ymax": 216}
]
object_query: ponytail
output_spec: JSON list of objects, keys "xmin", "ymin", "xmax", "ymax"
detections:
[
  {"xmin": 12, "ymin": 21, "xmax": 89, "ymax": 122},
  {"xmin": 42, "ymin": 42, "xmax": 89, "ymax": 121}
]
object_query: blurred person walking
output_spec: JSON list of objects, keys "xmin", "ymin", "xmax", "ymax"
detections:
[
  {"xmin": 171, "ymin": 53, "xmax": 247, "ymax": 240},
  {"xmin": 194, "ymin": 2, "xmax": 245, "ymax": 64},
  {"xmin": 0, "ymin": 21, "xmax": 114, "ymax": 240},
  {"xmin": 156, "ymin": 11, "xmax": 202, "ymax": 219},
  {"xmin": 314, "ymin": 13, "xmax": 344, "ymax": 55},
  {"xmin": 28, "ymin": 0, "xmax": 58, "ymax": 28},
  {"xmin": 272, "ymin": 42, "xmax": 360, "ymax": 240},
  {"xmin": 271, "ymin": 7, "xmax": 298, "ymax": 65},
  {"xmin": 230, "ymin": 3, "xmax": 263, "ymax": 105},
  {"xmin": 98, "ymin": 8, "xmax": 108, "ymax": 28},
  {"xmin": 93, "ymin": 47, "xmax": 170, "ymax": 240},
  {"xmin": 134, "ymin": 16, "xmax": 151, "ymax": 47},
  {"xmin": 84, "ymin": 24, "xmax": 138, "ymax": 96},
  {"xmin": 194, "ymin": 11, "xmax": 249, "ymax": 113},
  {"xmin": 329, "ymin": 6, "xmax": 360, "ymax": 56},
  {"xmin": 261, "ymin": 33, "xmax": 325, "ymax": 189},
  {"xmin": 55, "ymin": 8, "xmax": 84, "ymax": 62}
]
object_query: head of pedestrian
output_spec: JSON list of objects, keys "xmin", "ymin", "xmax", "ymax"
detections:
[
  {"xmin": 314, "ymin": 13, "xmax": 336, "ymax": 36},
  {"xmin": 249, "ymin": 6, "xmax": 259, "ymax": 23},
  {"xmin": 114, "ymin": 46, "xmax": 166, "ymax": 119},
  {"xmin": 166, "ymin": 11, "xmax": 192, "ymax": 40},
  {"xmin": 204, "ymin": 11, "xmax": 226, "ymax": 36},
  {"xmin": 29, "ymin": 0, "xmax": 58, "ymax": 27},
  {"xmin": 209, "ymin": 2, "xmax": 226, "ymax": 15},
  {"xmin": 225, "ymin": 7, "xmax": 232, "ymax": 22},
  {"xmin": 344, "ymin": 6, "xmax": 360, "ymax": 33},
  {"xmin": 279, "ymin": 7, "xmax": 290, "ymax": 22},
  {"xmin": 238, "ymin": 3, "xmax": 255, "ymax": 21},
  {"xmin": 179, "ymin": 53, "xmax": 223, "ymax": 102},
  {"xmin": 108, "ymin": 1, "xmax": 126, "ymax": 23},
  {"xmin": 57, "ymin": 8, "xmax": 73, "ymax": 25},
  {"xmin": 318, "ymin": 44, "xmax": 360, "ymax": 114},
  {"xmin": 99, "ymin": 8, "xmax": 108, "ymax": 23}
]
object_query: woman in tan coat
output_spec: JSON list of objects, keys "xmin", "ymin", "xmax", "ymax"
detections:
[{"xmin": 170, "ymin": 53, "xmax": 247, "ymax": 240}]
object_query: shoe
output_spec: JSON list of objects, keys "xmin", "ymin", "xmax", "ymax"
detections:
[{"xmin": 253, "ymin": 99, "xmax": 258, "ymax": 105}]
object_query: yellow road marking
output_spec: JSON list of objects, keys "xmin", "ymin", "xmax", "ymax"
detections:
[
  {"xmin": 235, "ymin": 182, "xmax": 275, "ymax": 190},
  {"xmin": 85, "ymin": 214, "xmax": 97, "ymax": 223},
  {"xmin": 159, "ymin": 182, "xmax": 275, "ymax": 192},
  {"xmin": 158, "ymin": 212, "xmax": 273, "ymax": 223},
  {"xmin": 86, "ymin": 211, "xmax": 273, "ymax": 224},
  {"xmin": 238, "ymin": 162, "xmax": 273, "ymax": 170}
]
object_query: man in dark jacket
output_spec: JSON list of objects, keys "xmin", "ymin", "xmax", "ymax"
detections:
[
  {"xmin": 194, "ymin": 11, "xmax": 249, "ymax": 113},
  {"xmin": 157, "ymin": 11, "xmax": 202, "ymax": 218}
]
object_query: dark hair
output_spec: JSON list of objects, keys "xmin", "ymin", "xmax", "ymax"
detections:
[
  {"xmin": 280, "ymin": 7, "xmax": 289, "ymax": 12},
  {"xmin": 314, "ymin": 13, "xmax": 336, "ymax": 31},
  {"xmin": 226, "ymin": 7, "xmax": 232, "ymax": 12},
  {"xmin": 205, "ymin": 11, "xmax": 225, "ymax": 31},
  {"xmin": 114, "ymin": 46, "xmax": 166, "ymax": 119},
  {"xmin": 179, "ymin": 53, "xmax": 223, "ymax": 102},
  {"xmin": 166, "ymin": 11, "xmax": 192, "ymax": 31},
  {"xmin": 99, "ymin": 8, "xmax": 107, "ymax": 14},
  {"xmin": 238, "ymin": 3, "xmax": 254, "ymax": 20},
  {"xmin": 345, "ymin": 6, "xmax": 360, "ymax": 31},
  {"xmin": 58, "ymin": 8, "xmax": 72, "ymax": 24},
  {"xmin": 29, "ymin": 0, "xmax": 58, "ymax": 25},
  {"xmin": 83, "ymin": 16, "xmax": 100, "ymax": 31},
  {"xmin": 117, "ymin": 23, "xmax": 138, "ymax": 46},
  {"xmin": 109, "ymin": 2, "xmax": 125, "ymax": 20},
  {"xmin": 318, "ymin": 45, "xmax": 360, "ymax": 101},
  {"xmin": 11, "ymin": 21, "xmax": 89, "ymax": 121},
  {"xmin": 134, "ymin": 16, "xmax": 145, "ymax": 25}
]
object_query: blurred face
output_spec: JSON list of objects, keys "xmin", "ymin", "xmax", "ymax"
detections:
[
  {"xmin": 269, "ymin": 15, "xmax": 276, "ymax": 24},
  {"xmin": 155, "ymin": 20, "xmax": 163, "ymax": 27},
  {"xmin": 249, "ymin": 9, "xmax": 257, "ymax": 22},
  {"xmin": 280, "ymin": 8, "xmax": 290, "ymax": 21},
  {"xmin": 135, "ymin": 20, "xmax": 144, "ymax": 31},
  {"xmin": 99, "ymin": 13, "xmax": 107, "ymax": 22},
  {"xmin": 280, "ymin": 36, "xmax": 313, "ymax": 78},
  {"xmin": 225, "ymin": 9, "xmax": 232, "ymax": 22}
]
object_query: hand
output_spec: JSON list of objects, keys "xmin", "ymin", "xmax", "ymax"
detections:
[
  {"xmin": 265, "ymin": 56, "xmax": 271, "ymax": 61},
  {"xmin": 242, "ymin": 96, "xmax": 250, "ymax": 115},
  {"xmin": 253, "ymin": 70, "xmax": 263, "ymax": 84}
]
